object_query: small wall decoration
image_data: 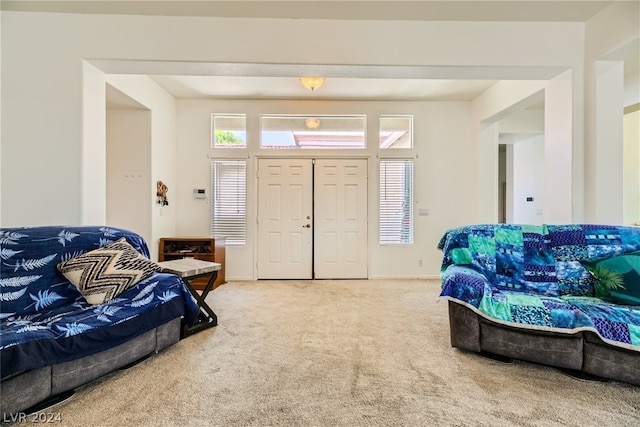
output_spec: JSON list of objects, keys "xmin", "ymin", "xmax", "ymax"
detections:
[{"xmin": 156, "ymin": 180, "xmax": 169, "ymax": 206}]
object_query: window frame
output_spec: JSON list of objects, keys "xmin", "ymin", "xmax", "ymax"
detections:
[
  {"xmin": 210, "ymin": 159, "xmax": 247, "ymax": 246},
  {"xmin": 211, "ymin": 114, "xmax": 247, "ymax": 149},
  {"xmin": 379, "ymin": 115, "xmax": 414, "ymax": 149},
  {"xmin": 378, "ymin": 158, "xmax": 414, "ymax": 245},
  {"xmin": 259, "ymin": 114, "xmax": 367, "ymax": 150}
]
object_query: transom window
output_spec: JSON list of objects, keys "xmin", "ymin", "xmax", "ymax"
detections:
[
  {"xmin": 380, "ymin": 115, "xmax": 413, "ymax": 149},
  {"xmin": 211, "ymin": 114, "xmax": 247, "ymax": 148},
  {"xmin": 260, "ymin": 115, "xmax": 366, "ymax": 149}
]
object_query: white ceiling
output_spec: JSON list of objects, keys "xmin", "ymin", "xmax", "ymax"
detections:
[
  {"xmin": 12, "ymin": 0, "xmax": 620, "ymax": 103},
  {"xmin": 2, "ymin": 0, "xmax": 615, "ymax": 22},
  {"xmin": 148, "ymin": 75, "xmax": 500, "ymax": 101}
]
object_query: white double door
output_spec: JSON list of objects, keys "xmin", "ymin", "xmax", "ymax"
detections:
[{"xmin": 257, "ymin": 158, "xmax": 368, "ymax": 279}]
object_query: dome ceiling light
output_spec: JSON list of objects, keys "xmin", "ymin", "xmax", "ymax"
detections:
[
  {"xmin": 304, "ymin": 118, "xmax": 320, "ymax": 129},
  {"xmin": 299, "ymin": 77, "xmax": 324, "ymax": 91}
]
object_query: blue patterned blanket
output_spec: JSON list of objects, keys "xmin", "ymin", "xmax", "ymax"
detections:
[
  {"xmin": 1, "ymin": 226, "xmax": 200, "ymax": 380},
  {"xmin": 438, "ymin": 224, "xmax": 640, "ymax": 352}
]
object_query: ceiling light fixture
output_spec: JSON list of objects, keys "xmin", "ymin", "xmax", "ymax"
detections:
[
  {"xmin": 300, "ymin": 77, "xmax": 324, "ymax": 91},
  {"xmin": 305, "ymin": 118, "xmax": 320, "ymax": 129}
]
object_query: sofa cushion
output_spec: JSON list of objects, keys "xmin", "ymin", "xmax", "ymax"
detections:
[
  {"xmin": 57, "ymin": 238, "xmax": 161, "ymax": 305},
  {"xmin": 581, "ymin": 251, "xmax": 640, "ymax": 305},
  {"xmin": 548, "ymin": 224, "xmax": 640, "ymax": 296}
]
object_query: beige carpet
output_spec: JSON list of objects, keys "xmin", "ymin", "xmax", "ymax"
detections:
[{"xmin": 31, "ymin": 280, "xmax": 640, "ymax": 426}]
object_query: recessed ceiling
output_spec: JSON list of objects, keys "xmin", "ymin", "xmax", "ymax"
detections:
[
  {"xmin": 149, "ymin": 75, "xmax": 499, "ymax": 101},
  {"xmin": 97, "ymin": 59, "xmax": 563, "ymax": 102}
]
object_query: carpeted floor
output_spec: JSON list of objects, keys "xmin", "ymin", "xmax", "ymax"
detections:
[{"xmin": 26, "ymin": 280, "xmax": 640, "ymax": 426}]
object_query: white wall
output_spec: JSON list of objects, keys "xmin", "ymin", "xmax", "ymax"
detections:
[
  {"xmin": 471, "ymin": 81, "xmax": 548, "ymax": 223},
  {"xmin": 624, "ymin": 72, "xmax": 640, "ymax": 226},
  {"xmin": 476, "ymin": 122, "xmax": 500, "ymax": 222},
  {"xmin": 505, "ymin": 145, "xmax": 514, "ymax": 223},
  {"xmin": 625, "ymin": 71, "xmax": 640, "ymax": 108},
  {"xmin": 499, "ymin": 107, "xmax": 545, "ymax": 225},
  {"xmin": 499, "ymin": 109, "xmax": 545, "ymax": 134},
  {"xmin": 544, "ymin": 69, "xmax": 575, "ymax": 223},
  {"xmin": 3, "ymin": 13, "xmax": 85, "ymax": 225},
  {"xmin": 175, "ymin": 99, "xmax": 475, "ymax": 279},
  {"xmin": 512, "ymin": 135, "xmax": 545, "ymax": 224},
  {"xmin": 584, "ymin": 1, "xmax": 640, "ymax": 223},
  {"xmin": 104, "ymin": 75, "xmax": 177, "ymax": 261},
  {"xmin": 0, "ymin": 13, "xmax": 2, "ymax": 226},
  {"xmin": 623, "ymin": 109, "xmax": 640, "ymax": 225},
  {"xmin": 594, "ymin": 61, "xmax": 625, "ymax": 224},
  {"xmin": 106, "ymin": 108, "xmax": 152, "ymax": 244},
  {"xmin": 472, "ymin": 75, "xmax": 577, "ymax": 225},
  {"xmin": 82, "ymin": 61, "xmax": 107, "ymax": 225},
  {"xmin": 2, "ymin": 11, "xmax": 586, "ymax": 229}
]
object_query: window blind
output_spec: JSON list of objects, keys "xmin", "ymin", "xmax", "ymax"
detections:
[
  {"xmin": 211, "ymin": 160, "xmax": 247, "ymax": 245},
  {"xmin": 379, "ymin": 159, "xmax": 414, "ymax": 245}
]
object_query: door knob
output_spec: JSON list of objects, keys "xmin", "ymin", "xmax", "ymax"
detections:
[{"xmin": 303, "ymin": 224, "xmax": 311, "ymax": 228}]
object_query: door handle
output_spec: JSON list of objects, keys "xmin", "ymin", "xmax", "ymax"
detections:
[{"xmin": 303, "ymin": 224, "xmax": 311, "ymax": 228}]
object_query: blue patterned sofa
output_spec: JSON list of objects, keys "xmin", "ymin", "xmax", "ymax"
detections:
[
  {"xmin": 438, "ymin": 224, "xmax": 640, "ymax": 385},
  {"xmin": 0, "ymin": 226, "xmax": 200, "ymax": 415}
]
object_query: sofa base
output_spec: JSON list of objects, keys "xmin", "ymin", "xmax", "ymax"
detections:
[
  {"xmin": 583, "ymin": 333, "xmax": 640, "ymax": 386},
  {"xmin": 23, "ymin": 390, "xmax": 76, "ymax": 416},
  {"xmin": 1, "ymin": 317, "xmax": 182, "ymax": 416},
  {"xmin": 0, "ymin": 367, "xmax": 52, "ymax": 416},
  {"xmin": 448, "ymin": 301, "xmax": 639, "ymax": 386},
  {"xmin": 478, "ymin": 350, "xmax": 513, "ymax": 364},
  {"xmin": 480, "ymin": 322, "xmax": 584, "ymax": 370},
  {"xmin": 559, "ymin": 367, "xmax": 609, "ymax": 382}
]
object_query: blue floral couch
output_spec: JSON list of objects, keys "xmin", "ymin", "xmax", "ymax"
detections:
[
  {"xmin": 438, "ymin": 224, "xmax": 640, "ymax": 385},
  {"xmin": 0, "ymin": 226, "xmax": 200, "ymax": 415}
]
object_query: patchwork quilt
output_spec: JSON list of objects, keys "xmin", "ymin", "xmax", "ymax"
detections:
[
  {"xmin": 438, "ymin": 224, "xmax": 640, "ymax": 352},
  {"xmin": 0, "ymin": 226, "xmax": 200, "ymax": 380}
]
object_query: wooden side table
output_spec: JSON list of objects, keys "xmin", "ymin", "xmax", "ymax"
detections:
[
  {"xmin": 158, "ymin": 237, "xmax": 225, "ymax": 289},
  {"xmin": 157, "ymin": 258, "xmax": 221, "ymax": 337}
]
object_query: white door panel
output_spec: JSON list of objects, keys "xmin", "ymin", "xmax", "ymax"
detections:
[
  {"xmin": 314, "ymin": 159, "xmax": 368, "ymax": 279},
  {"xmin": 258, "ymin": 159, "xmax": 313, "ymax": 279}
]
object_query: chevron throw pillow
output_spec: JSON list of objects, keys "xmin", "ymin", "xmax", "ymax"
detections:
[{"xmin": 57, "ymin": 237, "xmax": 161, "ymax": 305}]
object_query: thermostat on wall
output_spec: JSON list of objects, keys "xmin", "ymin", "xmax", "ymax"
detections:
[{"xmin": 193, "ymin": 188, "xmax": 206, "ymax": 199}]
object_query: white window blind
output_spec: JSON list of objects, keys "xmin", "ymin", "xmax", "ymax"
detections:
[
  {"xmin": 211, "ymin": 160, "xmax": 247, "ymax": 245},
  {"xmin": 379, "ymin": 159, "xmax": 414, "ymax": 245}
]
